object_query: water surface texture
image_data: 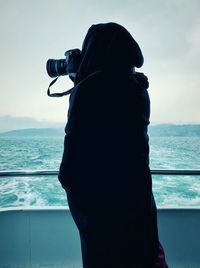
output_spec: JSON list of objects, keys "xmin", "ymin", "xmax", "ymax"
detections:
[{"xmin": 0, "ymin": 136, "xmax": 200, "ymax": 207}]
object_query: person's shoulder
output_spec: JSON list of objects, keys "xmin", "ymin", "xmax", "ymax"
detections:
[
  {"xmin": 132, "ymin": 72, "xmax": 149, "ymax": 91},
  {"xmin": 74, "ymin": 71, "xmax": 104, "ymax": 100},
  {"xmin": 68, "ymin": 72, "xmax": 103, "ymax": 109},
  {"xmin": 78, "ymin": 71, "xmax": 103, "ymax": 88}
]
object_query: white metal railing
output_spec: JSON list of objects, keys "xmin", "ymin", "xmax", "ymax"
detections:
[{"xmin": 0, "ymin": 169, "xmax": 200, "ymax": 177}]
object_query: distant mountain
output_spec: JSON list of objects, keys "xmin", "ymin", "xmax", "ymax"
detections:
[
  {"xmin": 0, "ymin": 124, "xmax": 200, "ymax": 137},
  {"xmin": 148, "ymin": 124, "xmax": 200, "ymax": 137},
  {"xmin": 0, "ymin": 128, "xmax": 64, "ymax": 137},
  {"xmin": 0, "ymin": 115, "xmax": 65, "ymax": 132}
]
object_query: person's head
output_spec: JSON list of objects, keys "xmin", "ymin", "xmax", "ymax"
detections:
[{"xmin": 76, "ymin": 22, "xmax": 144, "ymax": 83}]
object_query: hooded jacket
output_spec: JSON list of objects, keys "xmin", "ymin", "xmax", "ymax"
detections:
[
  {"xmin": 58, "ymin": 23, "xmax": 159, "ymax": 268},
  {"xmin": 59, "ymin": 23, "xmax": 150, "ymax": 193}
]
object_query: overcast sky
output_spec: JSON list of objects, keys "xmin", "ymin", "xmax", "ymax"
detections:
[{"xmin": 0, "ymin": 0, "xmax": 200, "ymax": 125}]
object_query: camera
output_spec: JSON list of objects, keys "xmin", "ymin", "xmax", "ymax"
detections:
[{"xmin": 46, "ymin": 49, "xmax": 81, "ymax": 78}]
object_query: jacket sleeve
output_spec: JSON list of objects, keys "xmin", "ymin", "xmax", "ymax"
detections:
[{"xmin": 58, "ymin": 83, "xmax": 96, "ymax": 192}]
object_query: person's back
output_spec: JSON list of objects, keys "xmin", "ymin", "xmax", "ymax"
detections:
[{"xmin": 59, "ymin": 22, "xmax": 166, "ymax": 268}]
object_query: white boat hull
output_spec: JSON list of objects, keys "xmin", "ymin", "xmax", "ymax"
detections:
[{"xmin": 0, "ymin": 207, "xmax": 200, "ymax": 268}]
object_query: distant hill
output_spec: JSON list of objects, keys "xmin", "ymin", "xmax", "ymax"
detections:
[
  {"xmin": 0, "ymin": 128, "xmax": 64, "ymax": 137},
  {"xmin": 148, "ymin": 124, "xmax": 200, "ymax": 137},
  {"xmin": 0, "ymin": 115, "xmax": 64, "ymax": 132},
  {"xmin": 0, "ymin": 124, "xmax": 200, "ymax": 137}
]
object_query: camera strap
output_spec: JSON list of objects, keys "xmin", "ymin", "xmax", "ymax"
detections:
[{"xmin": 47, "ymin": 77, "xmax": 73, "ymax": 97}]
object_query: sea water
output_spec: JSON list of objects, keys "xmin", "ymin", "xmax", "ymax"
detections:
[{"xmin": 0, "ymin": 136, "xmax": 200, "ymax": 208}]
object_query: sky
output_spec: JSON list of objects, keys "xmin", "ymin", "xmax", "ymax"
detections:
[{"xmin": 0, "ymin": 0, "xmax": 200, "ymax": 128}]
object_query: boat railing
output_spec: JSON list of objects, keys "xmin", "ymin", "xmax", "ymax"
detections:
[{"xmin": 0, "ymin": 169, "xmax": 200, "ymax": 177}]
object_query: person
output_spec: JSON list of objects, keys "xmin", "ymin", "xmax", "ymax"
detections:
[{"xmin": 58, "ymin": 22, "xmax": 168, "ymax": 268}]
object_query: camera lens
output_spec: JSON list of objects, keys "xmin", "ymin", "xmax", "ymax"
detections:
[{"xmin": 46, "ymin": 59, "xmax": 67, "ymax": 78}]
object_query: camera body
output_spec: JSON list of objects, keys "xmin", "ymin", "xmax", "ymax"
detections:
[{"xmin": 46, "ymin": 49, "xmax": 81, "ymax": 78}]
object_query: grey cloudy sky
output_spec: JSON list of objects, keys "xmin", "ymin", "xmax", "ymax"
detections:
[{"xmin": 0, "ymin": 0, "xmax": 200, "ymax": 125}]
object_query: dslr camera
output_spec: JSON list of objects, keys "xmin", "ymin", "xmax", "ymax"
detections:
[
  {"xmin": 46, "ymin": 49, "xmax": 81, "ymax": 79},
  {"xmin": 46, "ymin": 49, "xmax": 81, "ymax": 97}
]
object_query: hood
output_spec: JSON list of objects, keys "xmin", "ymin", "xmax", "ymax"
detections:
[{"xmin": 75, "ymin": 22, "xmax": 144, "ymax": 84}]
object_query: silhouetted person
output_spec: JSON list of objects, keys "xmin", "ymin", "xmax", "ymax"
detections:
[{"xmin": 59, "ymin": 22, "xmax": 168, "ymax": 268}]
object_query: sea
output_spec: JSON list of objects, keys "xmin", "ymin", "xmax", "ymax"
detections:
[{"xmin": 0, "ymin": 135, "xmax": 200, "ymax": 208}]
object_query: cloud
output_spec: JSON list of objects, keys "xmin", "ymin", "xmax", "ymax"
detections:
[{"xmin": 0, "ymin": 0, "xmax": 200, "ymax": 123}]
